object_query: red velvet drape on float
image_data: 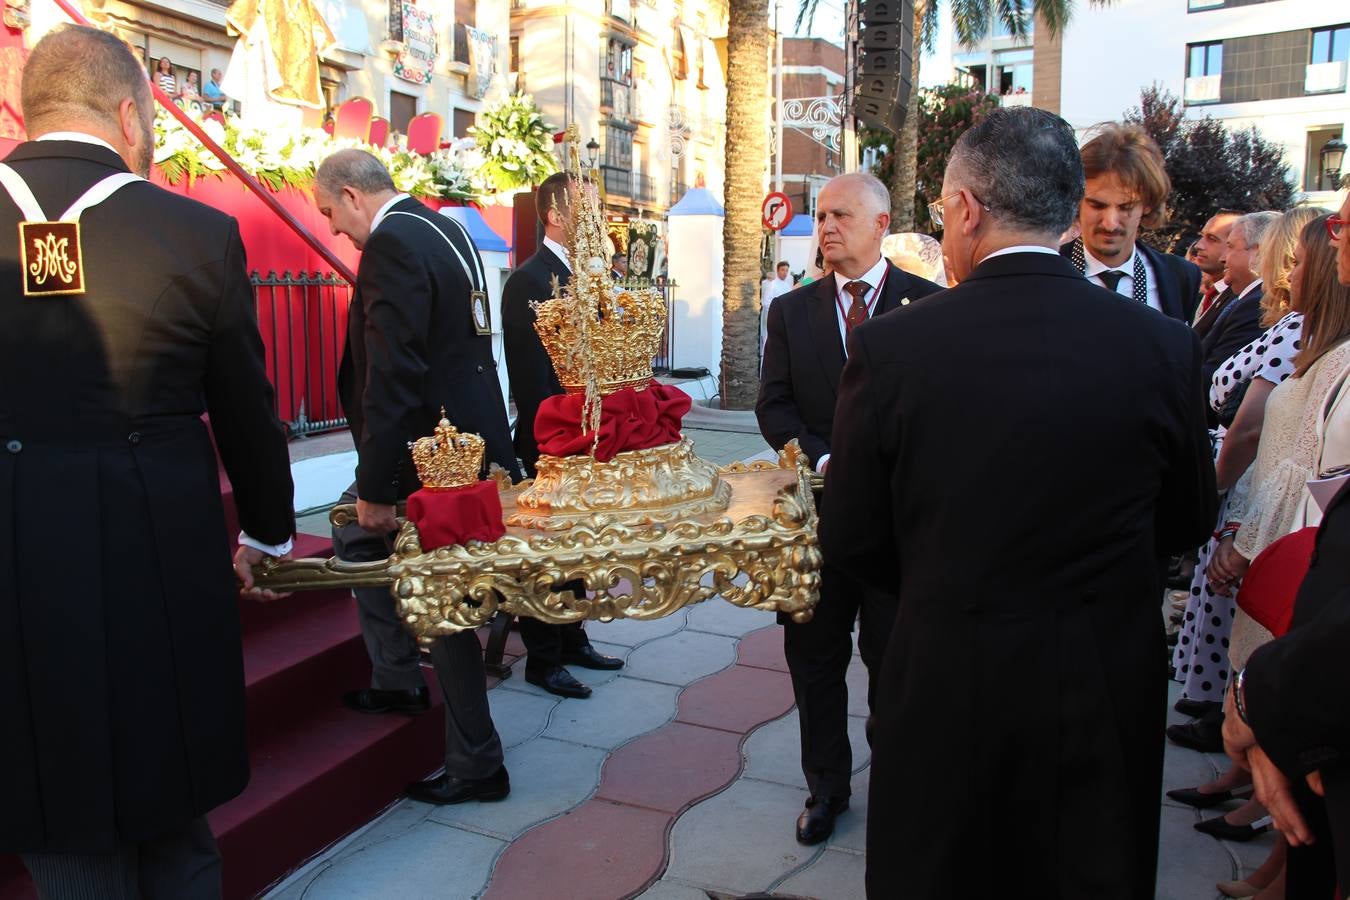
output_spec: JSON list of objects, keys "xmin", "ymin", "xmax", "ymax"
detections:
[
  {"xmin": 1236, "ymin": 526, "xmax": 1317, "ymax": 638},
  {"xmin": 534, "ymin": 383, "xmax": 691, "ymax": 462},
  {"xmin": 406, "ymin": 480, "xmax": 506, "ymax": 549}
]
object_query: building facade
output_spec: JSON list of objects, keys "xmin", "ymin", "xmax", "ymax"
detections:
[
  {"xmin": 26, "ymin": 0, "xmax": 511, "ymax": 142},
  {"xmin": 509, "ymin": 0, "xmax": 729, "ymax": 226},
  {"xmin": 1057, "ymin": 0, "xmax": 1345, "ymax": 200}
]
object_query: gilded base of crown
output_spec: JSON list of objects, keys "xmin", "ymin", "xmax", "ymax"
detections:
[
  {"xmin": 561, "ymin": 374, "xmax": 654, "ymax": 396},
  {"xmin": 506, "ymin": 437, "xmax": 731, "ymax": 531}
]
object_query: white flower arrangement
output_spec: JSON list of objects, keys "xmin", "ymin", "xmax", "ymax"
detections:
[{"xmin": 153, "ymin": 108, "xmax": 484, "ymax": 201}]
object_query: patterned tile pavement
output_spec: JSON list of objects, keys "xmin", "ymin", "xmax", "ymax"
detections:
[{"xmin": 269, "ymin": 427, "xmax": 1257, "ymax": 899}]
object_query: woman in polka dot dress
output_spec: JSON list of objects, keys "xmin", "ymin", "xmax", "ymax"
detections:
[{"xmin": 1171, "ymin": 208, "xmax": 1320, "ymax": 704}]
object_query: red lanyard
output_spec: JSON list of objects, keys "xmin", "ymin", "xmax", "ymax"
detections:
[{"xmin": 833, "ymin": 266, "xmax": 890, "ymax": 333}]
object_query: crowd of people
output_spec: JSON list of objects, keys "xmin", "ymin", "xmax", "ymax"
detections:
[{"xmin": 3, "ymin": 22, "xmax": 1350, "ymax": 900}]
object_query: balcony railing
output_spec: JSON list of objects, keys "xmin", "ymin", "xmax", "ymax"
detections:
[
  {"xmin": 1184, "ymin": 74, "xmax": 1221, "ymax": 104},
  {"xmin": 672, "ymin": 181, "xmax": 689, "ymax": 203},
  {"xmin": 1306, "ymin": 60, "xmax": 1348, "ymax": 94},
  {"xmin": 600, "ymin": 166, "xmax": 656, "ymax": 204},
  {"xmin": 999, "ymin": 92, "xmax": 1032, "ymax": 107},
  {"xmin": 600, "ymin": 76, "xmax": 631, "ymax": 120}
]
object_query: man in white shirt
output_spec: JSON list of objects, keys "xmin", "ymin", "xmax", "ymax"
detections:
[{"xmin": 760, "ymin": 260, "xmax": 792, "ymax": 353}]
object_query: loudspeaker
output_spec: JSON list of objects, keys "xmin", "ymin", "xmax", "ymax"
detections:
[{"xmin": 852, "ymin": 0, "xmax": 914, "ymax": 136}]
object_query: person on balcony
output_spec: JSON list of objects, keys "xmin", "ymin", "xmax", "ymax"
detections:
[
  {"xmin": 2, "ymin": 25, "xmax": 296, "ymax": 897},
  {"xmin": 315, "ymin": 148, "xmax": 519, "ymax": 806}
]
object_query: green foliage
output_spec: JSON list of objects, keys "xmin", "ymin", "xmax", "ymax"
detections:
[
  {"xmin": 470, "ymin": 93, "xmax": 560, "ymax": 192},
  {"xmin": 1125, "ymin": 84, "xmax": 1294, "ymax": 252},
  {"xmin": 913, "ymin": 82, "xmax": 1000, "ymax": 231}
]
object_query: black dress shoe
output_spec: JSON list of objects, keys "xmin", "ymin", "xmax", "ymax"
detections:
[
  {"xmin": 525, "ymin": 665, "xmax": 592, "ymax": 698},
  {"xmin": 561, "ymin": 645, "xmax": 624, "ymax": 670},
  {"xmin": 796, "ymin": 796, "xmax": 848, "ymax": 845},
  {"xmin": 342, "ymin": 686, "xmax": 430, "ymax": 715},
  {"xmin": 1175, "ymin": 697, "xmax": 1221, "ymax": 719},
  {"xmin": 1166, "ymin": 786, "xmax": 1250, "ymax": 809},
  {"xmin": 406, "ymin": 767, "xmax": 510, "ymax": 805},
  {"xmin": 1166, "ymin": 719, "xmax": 1224, "ymax": 753},
  {"xmin": 1195, "ymin": 814, "xmax": 1271, "ymax": 842}
]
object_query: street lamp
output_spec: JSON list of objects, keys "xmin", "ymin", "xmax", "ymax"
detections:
[
  {"xmin": 1321, "ymin": 136, "xmax": 1346, "ymax": 191},
  {"xmin": 586, "ymin": 137, "xmax": 600, "ymax": 169}
]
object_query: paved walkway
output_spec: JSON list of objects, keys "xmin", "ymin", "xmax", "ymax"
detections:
[{"xmin": 268, "ymin": 426, "xmax": 1264, "ymax": 899}]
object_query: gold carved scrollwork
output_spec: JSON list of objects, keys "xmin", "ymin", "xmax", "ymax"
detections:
[{"xmin": 252, "ymin": 442, "xmax": 821, "ymax": 640}]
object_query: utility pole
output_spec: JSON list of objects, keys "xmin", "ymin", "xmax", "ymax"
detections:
[
  {"xmin": 841, "ymin": 0, "xmax": 857, "ymax": 173},
  {"xmin": 774, "ymin": 0, "xmax": 784, "ymax": 265}
]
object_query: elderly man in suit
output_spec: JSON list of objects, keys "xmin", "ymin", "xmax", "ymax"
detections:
[
  {"xmin": 822, "ymin": 107, "xmax": 1215, "ymax": 898},
  {"xmin": 2, "ymin": 25, "xmax": 296, "ymax": 898},
  {"xmin": 1061, "ymin": 123, "xmax": 1202, "ymax": 323},
  {"xmin": 756, "ymin": 171, "xmax": 942, "ymax": 845},
  {"xmin": 1197, "ymin": 211, "xmax": 1280, "ymax": 398},
  {"xmin": 316, "ymin": 148, "xmax": 517, "ymax": 806},
  {"xmin": 501, "ymin": 171, "xmax": 623, "ymax": 700}
]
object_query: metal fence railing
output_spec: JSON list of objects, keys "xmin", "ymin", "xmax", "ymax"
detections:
[{"xmin": 252, "ymin": 271, "xmax": 352, "ymax": 437}]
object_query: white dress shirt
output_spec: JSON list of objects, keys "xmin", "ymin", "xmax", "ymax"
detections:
[
  {"xmin": 542, "ymin": 236, "xmax": 572, "ymax": 273},
  {"xmin": 980, "ymin": 244, "xmax": 1061, "ymax": 263},
  {"xmin": 36, "ymin": 131, "xmax": 120, "ymax": 153},
  {"xmin": 816, "ymin": 257, "xmax": 891, "ymax": 474},
  {"xmin": 1082, "ymin": 244, "xmax": 1161, "ymax": 313},
  {"xmin": 369, "ymin": 193, "xmax": 411, "ymax": 235}
]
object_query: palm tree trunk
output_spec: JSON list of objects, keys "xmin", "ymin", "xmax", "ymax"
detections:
[
  {"xmin": 889, "ymin": 0, "xmax": 925, "ymax": 230},
  {"xmin": 718, "ymin": 0, "xmax": 770, "ymax": 410}
]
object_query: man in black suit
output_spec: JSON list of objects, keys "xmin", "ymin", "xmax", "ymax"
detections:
[
  {"xmin": 755, "ymin": 171, "xmax": 942, "ymax": 845},
  {"xmin": 3, "ymin": 26, "xmax": 295, "ymax": 897},
  {"xmin": 316, "ymin": 149, "xmax": 515, "ymax": 806},
  {"xmin": 822, "ymin": 107, "xmax": 1216, "ymax": 898},
  {"xmin": 501, "ymin": 171, "xmax": 623, "ymax": 699},
  {"xmin": 1190, "ymin": 209, "xmax": 1242, "ymax": 329},
  {"xmin": 1196, "ymin": 211, "xmax": 1279, "ymax": 424},
  {"xmin": 1061, "ymin": 123, "xmax": 1202, "ymax": 323}
]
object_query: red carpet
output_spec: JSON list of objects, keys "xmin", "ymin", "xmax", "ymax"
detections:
[{"xmin": 0, "ymin": 481, "xmax": 450, "ymax": 899}]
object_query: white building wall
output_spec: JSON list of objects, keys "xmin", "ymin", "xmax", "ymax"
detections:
[{"xmin": 1058, "ymin": 0, "xmax": 1348, "ymax": 197}]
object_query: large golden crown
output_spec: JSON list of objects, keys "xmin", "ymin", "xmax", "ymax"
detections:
[
  {"xmin": 533, "ymin": 126, "xmax": 666, "ymax": 405},
  {"xmin": 409, "ymin": 410, "xmax": 485, "ymax": 489}
]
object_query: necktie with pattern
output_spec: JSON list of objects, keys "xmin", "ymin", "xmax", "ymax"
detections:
[{"xmin": 844, "ymin": 280, "xmax": 870, "ymax": 328}]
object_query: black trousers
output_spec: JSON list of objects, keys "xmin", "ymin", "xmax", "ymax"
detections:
[
  {"xmin": 518, "ymin": 579, "xmax": 591, "ymax": 674},
  {"xmin": 783, "ymin": 566, "xmax": 895, "ymax": 801},
  {"xmin": 333, "ymin": 485, "xmax": 503, "ymax": 780},
  {"xmin": 22, "ymin": 817, "xmax": 220, "ymax": 900}
]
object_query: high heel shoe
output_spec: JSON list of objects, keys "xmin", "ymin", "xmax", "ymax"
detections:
[
  {"xmin": 1166, "ymin": 785, "xmax": 1253, "ymax": 809},
  {"xmin": 1195, "ymin": 814, "xmax": 1272, "ymax": 842}
]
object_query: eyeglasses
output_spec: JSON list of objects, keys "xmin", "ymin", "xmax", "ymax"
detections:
[
  {"xmin": 927, "ymin": 191, "xmax": 991, "ymax": 229},
  {"xmin": 1328, "ymin": 216, "xmax": 1347, "ymax": 241}
]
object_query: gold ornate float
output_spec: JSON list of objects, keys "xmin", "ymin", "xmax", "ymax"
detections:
[
  {"xmin": 249, "ymin": 127, "xmax": 822, "ymax": 637},
  {"xmin": 254, "ymin": 443, "xmax": 821, "ymax": 643}
]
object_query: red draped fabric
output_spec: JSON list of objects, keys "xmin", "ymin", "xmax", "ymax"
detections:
[
  {"xmin": 535, "ymin": 383, "xmax": 691, "ymax": 462},
  {"xmin": 406, "ymin": 480, "xmax": 506, "ymax": 549}
]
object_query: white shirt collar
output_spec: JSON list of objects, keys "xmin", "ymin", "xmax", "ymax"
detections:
[
  {"xmin": 1213, "ymin": 278, "xmax": 1228, "ymax": 294},
  {"xmin": 1082, "ymin": 244, "xmax": 1138, "ymax": 278},
  {"xmin": 369, "ymin": 193, "xmax": 411, "ymax": 235},
  {"xmin": 979, "ymin": 244, "xmax": 1060, "ymax": 264},
  {"xmin": 1237, "ymin": 278, "xmax": 1263, "ymax": 300},
  {"xmin": 36, "ymin": 131, "xmax": 119, "ymax": 154},
  {"xmin": 542, "ymin": 236, "xmax": 571, "ymax": 273},
  {"xmin": 832, "ymin": 256, "xmax": 888, "ymax": 295}
]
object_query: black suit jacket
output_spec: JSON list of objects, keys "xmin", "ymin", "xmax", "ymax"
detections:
[
  {"xmin": 338, "ymin": 197, "xmax": 519, "ymax": 502},
  {"xmin": 821, "ymin": 251, "xmax": 1216, "ymax": 898},
  {"xmin": 1059, "ymin": 238, "xmax": 1202, "ymax": 324},
  {"xmin": 1199, "ymin": 283, "xmax": 1265, "ymax": 424},
  {"xmin": 502, "ymin": 244, "xmax": 567, "ymax": 476},
  {"xmin": 0, "ymin": 140, "xmax": 295, "ymax": 852},
  {"xmin": 755, "ymin": 261, "xmax": 942, "ymax": 466}
]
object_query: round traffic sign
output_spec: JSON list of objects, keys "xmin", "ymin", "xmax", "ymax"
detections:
[{"xmin": 762, "ymin": 192, "xmax": 793, "ymax": 231}]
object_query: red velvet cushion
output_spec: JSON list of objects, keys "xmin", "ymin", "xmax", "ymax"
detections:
[
  {"xmin": 406, "ymin": 480, "xmax": 505, "ymax": 549},
  {"xmin": 535, "ymin": 383, "xmax": 691, "ymax": 462}
]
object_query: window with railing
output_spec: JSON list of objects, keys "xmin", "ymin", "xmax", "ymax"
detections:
[
  {"xmin": 604, "ymin": 125, "xmax": 633, "ymax": 170},
  {"xmin": 1185, "ymin": 41, "xmax": 1222, "ymax": 103},
  {"xmin": 1307, "ymin": 25, "xmax": 1350, "ymax": 94}
]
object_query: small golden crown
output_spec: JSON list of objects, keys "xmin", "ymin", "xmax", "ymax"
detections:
[
  {"xmin": 409, "ymin": 409, "xmax": 485, "ymax": 489},
  {"xmin": 533, "ymin": 125, "xmax": 666, "ymax": 401}
]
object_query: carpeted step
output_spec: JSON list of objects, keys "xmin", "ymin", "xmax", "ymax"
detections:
[{"xmin": 211, "ymin": 672, "xmax": 444, "ymax": 899}]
